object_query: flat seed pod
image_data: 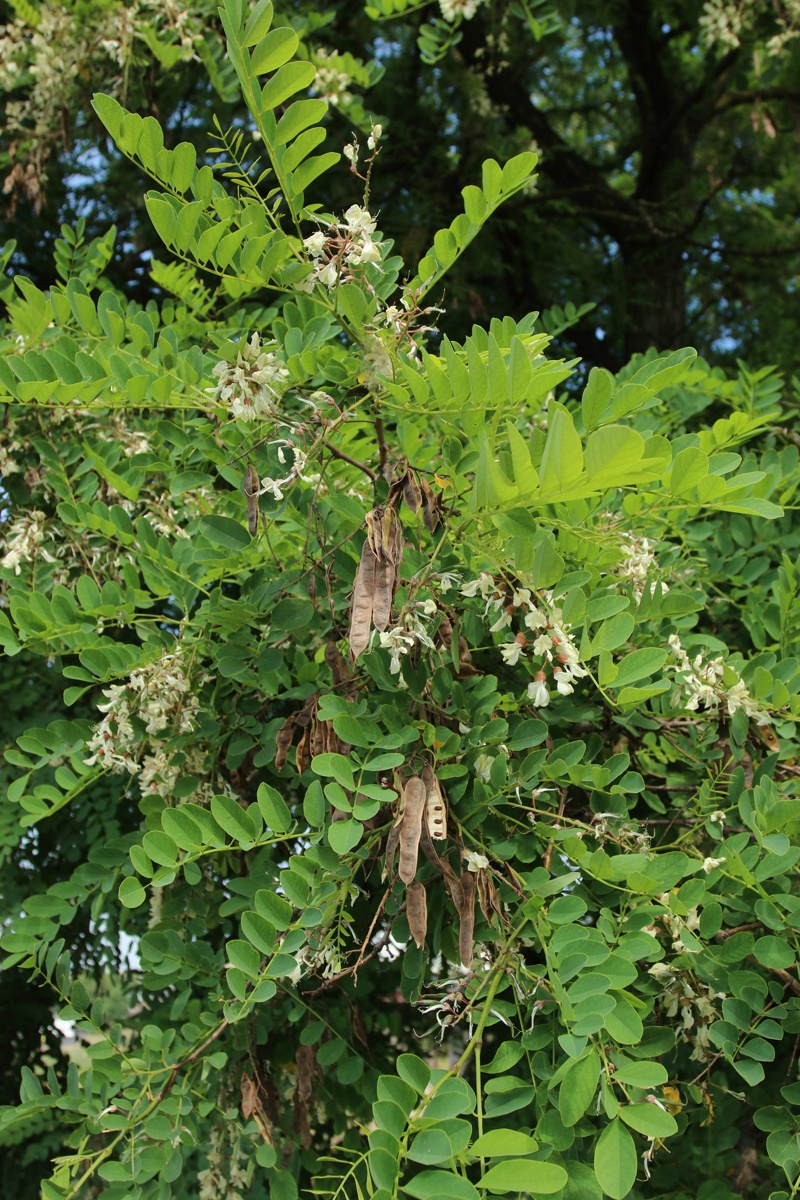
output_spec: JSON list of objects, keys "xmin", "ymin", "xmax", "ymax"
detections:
[
  {"xmin": 398, "ymin": 775, "xmax": 426, "ymax": 884},
  {"xmin": 371, "ymin": 557, "xmax": 394, "ymax": 631},
  {"xmin": 402, "ymin": 469, "xmax": 422, "ymax": 513},
  {"xmin": 443, "ymin": 867, "xmax": 464, "ymax": 912},
  {"xmin": 349, "ymin": 540, "xmax": 377, "ymax": 662},
  {"xmin": 392, "ymin": 517, "xmax": 404, "ymax": 567},
  {"xmin": 242, "ymin": 463, "xmax": 260, "ymax": 537},
  {"xmin": 324, "ymin": 642, "xmax": 352, "ymax": 686},
  {"xmin": 295, "ymin": 725, "xmax": 311, "ymax": 776},
  {"xmin": 422, "ymin": 767, "xmax": 447, "ymax": 840},
  {"xmin": 311, "ymin": 716, "xmax": 326, "ymax": 759},
  {"xmin": 380, "ymin": 506, "xmax": 396, "ymax": 563},
  {"xmin": 420, "ymin": 478, "xmax": 440, "ymax": 532},
  {"xmin": 365, "ymin": 506, "xmax": 383, "ymax": 559},
  {"xmin": 458, "ymin": 870, "xmax": 475, "ymax": 968},
  {"xmin": 274, "ymin": 716, "xmax": 296, "ymax": 771},
  {"xmin": 406, "ymin": 880, "xmax": 428, "ymax": 949},
  {"xmin": 476, "ymin": 867, "xmax": 502, "ymax": 925},
  {"xmin": 295, "ymin": 694, "xmax": 318, "ymax": 729}
]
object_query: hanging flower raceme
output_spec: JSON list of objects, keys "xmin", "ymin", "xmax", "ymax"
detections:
[
  {"xmin": 667, "ymin": 634, "xmax": 771, "ymax": 725},
  {"xmin": 210, "ymin": 333, "xmax": 290, "ymax": 423}
]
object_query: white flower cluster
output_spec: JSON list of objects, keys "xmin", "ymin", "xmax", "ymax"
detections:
[
  {"xmin": 698, "ymin": 0, "xmax": 746, "ymax": 49},
  {"xmin": 310, "ymin": 48, "xmax": 353, "ymax": 107},
  {"xmin": 198, "ymin": 1125, "xmax": 249, "ymax": 1200},
  {"xmin": 300, "ymin": 205, "xmax": 382, "ymax": 292},
  {"xmin": 377, "ymin": 600, "xmax": 438, "ymax": 679},
  {"xmin": 668, "ymin": 634, "xmax": 770, "ymax": 726},
  {"xmin": 615, "ymin": 532, "xmax": 668, "ymax": 601},
  {"xmin": 1, "ymin": 510, "xmax": 52, "ymax": 576},
  {"xmin": 84, "ymin": 649, "xmax": 199, "ymax": 788},
  {"xmin": 210, "ymin": 333, "xmax": 290, "ymax": 423},
  {"xmin": 647, "ymin": 961, "xmax": 725, "ymax": 1062},
  {"xmin": 460, "ymin": 576, "xmax": 587, "ymax": 707},
  {"xmin": 440, "ymin": 0, "xmax": 486, "ymax": 21}
]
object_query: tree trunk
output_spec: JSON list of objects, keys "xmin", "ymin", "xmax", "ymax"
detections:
[{"xmin": 621, "ymin": 235, "xmax": 687, "ymax": 356}]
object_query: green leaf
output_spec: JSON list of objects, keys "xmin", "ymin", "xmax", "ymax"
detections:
[
  {"xmin": 619, "ymin": 1102, "xmax": 678, "ymax": 1139},
  {"xmin": 397, "ymin": 1054, "xmax": 431, "ymax": 1093},
  {"xmin": 251, "ymin": 26, "xmax": 298, "ymax": 74},
  {"xmin": 312, "ymin": 752, "xmax": 355, "ymax": 790},
  {"xmin": 211, "ymin": 794, "xmax": 256, "ymax": 846},
  {"xmin": 200, "ymin": 514, "xmax": 251, "ymax": 551},
  {"xmin": 241, "ymin": 911, "xmax": 277, "ymax": 955},
  {"xmin": 226, "ymin": 938, "xmax": 261, "ymax": 977},
  {"xmin": 407, "ymin": 1129, "xmax": 454, "ymax": 1164},
  {"xmin": 560, "ymin": 1049, "xmax": 600, "ymax": 1126},
  {"xmin": 261, "ymin": 61, "xmax": 317, "ymax": 112},
  {"xmin": 470, "ymin": 1129, "xmax": 538, "ymax": 1157},
  {"xmin": 328, "ymin": 818, "xmax": 363, "ymax": 854},
  {"xmin": 118, "ymin": 877, "xmax": 147, "ymax": 908},
  {"xmin": 401, "ymin": 1170, "xmax": 479, "ymax": 1200},
  {"xmin": 669, "ymin": 446, "xmax": 709, "ymax": 495},
  {"xmin": 480, "ymin": 1160, "xmax": 567, "ymax": 1195},
  {"xmin": 538, "ymin": 402, "xmax": 584, "ymax": 497},
  {"xmin": 256, "ymin": 782, "xmax": 292, "ymax": 832},
  {"xmin": 581, "ymin": 366, "xmax": 614, "ymax": 430},
  {"xmin": 612, "ymin": 648, "xmax": 667, "ymax": 687},
  {"xmin": 594, "ymin": 1118, "xmax": 637, "ymax": 1200},
  {"xmin": 591, "ymin": 613, "xmax": 635, "ymax": 653},
  {"xmin": 612, "ymin": 1061, "xmax": 668, "ymax": 1088},
  {"xmin": 754, "ymin": 936, "xmax": 795, "ymax": 969}
]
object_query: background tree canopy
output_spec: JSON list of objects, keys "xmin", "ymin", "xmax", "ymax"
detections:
[
  {"xmin": 2, "ymin": 0, "xmax": 800, "ymax": 371},
  {"xmin": 1, "ymin": 2, "xmax": 800, "ymax": 1200}
]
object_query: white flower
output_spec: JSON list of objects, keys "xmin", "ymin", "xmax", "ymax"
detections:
[
  {"xmin": 260, "ymin": 477, "xmax": 284, "ymax": 501},
  {"xmin": 709, "ymin": 810, "xmax": 726, "ymax": 825},
  {"xmin": 463, "ymin": 849, "xmax": 489, "ymax": 872},
  {"xmin": 532, "ymin": 632, "xmax": 553, "ymax": 657},
  {"xmin": 343, "ymin": 141, "xmax": 358, "ymax": 164},
  {"xmin": 702, "ymin": 856, "xmax": 725, "ymax": 874},
  {"xmin": 438, "ymin": 572, "xmax": 461, "ymax": 593},
  {"xmin": 461, "ymin": 572, "xmax": 494, "ymax": 598},
  {"xmin": 440, "ymin": 0, "xmax": 484, "ymax": 20},
  {"xmin": 352, "ymin": 238, "xmax": 381, "ymax": 265},
  {"xmin": 524, "ymin": 608, "xmax": 547, "ymax": 631},
  {"xmin": 474, "ymin": 753, "xmax": 494, "ymax": 782},
  {"xmin": 554, "ymin": 671, "xmax": 574, "ymax": 696},
  {"xmin": 527, "ymin": 678, "xmax": 550, "ymax": 707},
  {"xmin": 303, "ymin": 231, "xmax": 327, "ymax": 257},
  {"xmin": 489, "ymin": 608, "xmax": 513, "ymax": 633},
  {"xmin": 418, "ymin": 598, "xmax": 438, "ymax": 617},
  {"xmin": 500, "ymin": 641, "xmax": 524, "ymax": 666},
  {"xmin": 318, "ymin": 261, "xmax": 340, "ymax": 289},
  {"xmin": 367, "ymin": 123, "xmax": 382, "ymax": 150},
  {"xmin": 343, "ymin": 204, "xmax": 377, "ymax": 237},
  {"xmin": 512, "ymin": 588, "xmax": 531, "ymax": 608}
]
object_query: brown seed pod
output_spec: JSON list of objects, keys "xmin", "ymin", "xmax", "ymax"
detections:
[
  {"xmin": 365, "ymin": 506, "xmax": 384, "ymax": 559},
  {"xmin": 443, "ymin": 867, "xmax": 464, "ymax": 912},
  {"xmin": 458, "ymin": 870, "xmax": 475, "ymax": 968},
  {"xmin": 420, "ymin": 478, "xmax": 440, "ymax": 532},
  {"xmin": 476, "ymin": 867, "xmax": 502, "ymax": 925},
  {"xmin": 311, "ymin": 716, "xmax": 326, "ymax": 760},
  {"xmin": 371, "ymin": 557, "xmax": 394, "ymax": 631},
  {"xmin": 274, "ymin": 716, "xmax": 296, "ymax": 771},
  {"xmin": 242, "ymin": 463, "xmax": 261, "ymax": 537},
  {"xmin": 402, "ymin": 470, "xmax": 422, "ymax": 514},
  {"xmin": 324, "ymin": 642, "xmax": 352, "ymax": 687},
  {"xmin": 406, "ymin": 880, "xmax": 428, "ymax": 949},
  {"xmin": 349, "ymin": 539, "xmax": 377, "ymax": 662},
  {"xmin": 422, "ymin": 765, "xmax": 447, "ymax": 841},
  {"xmin": 380, "ymin": 506, "xmax": 396, "ymax": 563},
  {"xmin": 398, "ymin": 775, "xmax": 426, "ymax": 884},
  {"xmin": 295, "ymin": 725, "xmax": 311, "ymax": 775}
]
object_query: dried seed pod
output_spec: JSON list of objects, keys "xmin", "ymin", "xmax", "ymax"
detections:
[
  {"xmin": 406, "ymin": 880, "xmax": 428, "ymax": 949},
  {"xmin": 324, "ymin": 641, "xmax": 352, "ymax": 687},
  {"xmin": 311, "ymin": 716, "xmax": 326, "ymax": 759},
  {"xmin": 420, "ymin": 478, "xmax": 440, "ymax": 532},
  {"xmin": 349, "ymin": 539, "xmax": 377, "ymax": 662},
  {"xmin": 476, "ymin": 867, "xmax": 502, "ymax": 925},
  {"xmin": 307, "ymin": 571, "xmax": 317, "ymax": 605},
  {"xmin": 398, "ymin": 775, "xmax": 426, "ymax": 884},
  {"xmin": 380, "ymin": 506, "xmax": 396, "ymax": 563},
  {"xmin": 443, "ymin": 866, "xmax": 464, "ymax": 912},
  {"xmin": 402, "ymin": 470, "xmax": 422, "ymax": 514},
  {"xmin": 295, "ymin": 694, "xmax": 318, "ymax": 729},
  {"xmin": 365, "ymin": 506, "xmax": 384, "ymax": 559},
  {"xmin": 372, "ymin": 557, "xmax": 394, "ymax": 631},
  {"xmin": 295, "ymin": 725, "xmax": 311, "ymax": 775},
  {"xmin": 274, "ymin": 716, "xmax": 296, "ymax": 771},
  {"xmin": 242, "ymin": 463, "xmax": 261, "ymax": 537},
  {"xmin": 392, "ymin": 517, "xmax": 404, "ymax": 567},
  {"xmin": 458, "ymin": 870, "xmax": 475, "ymax": 968},
  {"xmin": 422, "ymin": 766, "xmax": 447, "ymax": 841}
]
